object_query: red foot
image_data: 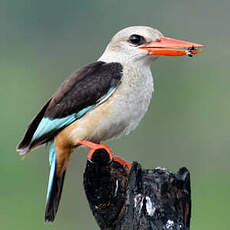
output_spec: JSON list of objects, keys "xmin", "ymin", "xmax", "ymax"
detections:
[
  {"xmin": 75, "ymin": 138, "xmax": 113, "ymax": 161},
  {"xmin": 113, "ymin": 156, "xmax": 133, "ymax": 172},
  {"xmin": 75, "ymin": 138, "xmax": 132, "ymax": 172}
]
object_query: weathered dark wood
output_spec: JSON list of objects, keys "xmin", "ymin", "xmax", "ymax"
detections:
[{"xmin": 83, "ymin": 149, "xmax": 191, "ymax": 230}]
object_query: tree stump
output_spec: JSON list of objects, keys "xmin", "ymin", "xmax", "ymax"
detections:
[{"xmin": 83, "ymin": 148, "xmax": 191, "ymax": 230}]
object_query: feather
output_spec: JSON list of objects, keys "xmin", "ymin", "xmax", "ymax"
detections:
[
  {"xmin": 17, "ymin": 99, "xmax": 52, "ymax": 155},
  {"xmin": 45, "ymin": 140, "xmax": 66, "ymax": 222},
  {"xmin": 17, "ymin": 61, "xmax": 123, "ymax": 155},
  {"xmin": 32, "ymin": 114, "xmax": 77, "ymax": 142}
]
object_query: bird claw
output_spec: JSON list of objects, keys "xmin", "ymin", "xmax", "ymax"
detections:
[
  {"xmin": 75, "ymin": 138, "xmax": 113, "ymax": 161},
  {"xmin": 75, "ymin": 138, "xmax": 132, "ymax": 171},
  {"xmin": 112, "ymin": 156, "xmax": 133, "ymax": 172}
]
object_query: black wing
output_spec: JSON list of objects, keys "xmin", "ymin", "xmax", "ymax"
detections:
[
  {"xmin": 17, "ymin": 61, "xmax": 123, "ymax": 154},
  {"xmin": 46, "ymin": 61, "xmax": 122, "ymax": 118}
]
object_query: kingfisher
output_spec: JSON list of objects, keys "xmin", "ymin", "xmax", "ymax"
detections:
[{"xmin": 17, "ymin": 26, "xmax": 203, "ymax": 222}]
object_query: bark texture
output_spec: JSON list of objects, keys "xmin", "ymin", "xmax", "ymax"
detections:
[{"xmin": 83, "ymin": 149, "xmax": 191, "ymax": 230}]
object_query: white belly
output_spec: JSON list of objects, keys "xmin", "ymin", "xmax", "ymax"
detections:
[
  {"xmin": 71, "ymin": 64, "xmax": 154, "ymax": 142},
  {"xmin": 108, "ymin": 65, "xmax": 153, "ymax": 136}
]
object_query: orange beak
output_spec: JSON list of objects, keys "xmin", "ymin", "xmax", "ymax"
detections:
[{"xmin": 140, "ymin": 36, "xmax": 203, "ymax": 56}]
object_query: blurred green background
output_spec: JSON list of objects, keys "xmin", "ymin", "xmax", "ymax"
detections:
[{"xmin": 1, "ymin": 0, "xmax": 230, "ymax": 229}]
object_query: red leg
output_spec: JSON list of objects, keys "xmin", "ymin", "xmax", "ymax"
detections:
[
  {"xmin": 75, "ymin": 138, "xmax": 113, "ymax": 161},
  {"xmin": 75, "ymin": 138, "xmax": 132, "ymax": 171}
]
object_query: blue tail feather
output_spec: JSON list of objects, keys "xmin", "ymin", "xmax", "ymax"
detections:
[
  {"xmin": 45, "ymin": 140, "xmax": 66, "ymax": 222},
  {"xmin": 32, "ymin": 114, "xmax": 77, "ymax": 143},
  {"xmin": 46, "ymin": 140, "xmax": 56, "ymax": 201}
]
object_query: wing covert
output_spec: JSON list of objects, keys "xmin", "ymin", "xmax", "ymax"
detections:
[{"xmin": 45, "ymin": 61, "xmax": 122, "ymax": 119}]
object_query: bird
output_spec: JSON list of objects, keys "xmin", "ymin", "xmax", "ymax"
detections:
[{"xmin": 16, "ymin": 26, "xmax": 203, "ymax": 222}]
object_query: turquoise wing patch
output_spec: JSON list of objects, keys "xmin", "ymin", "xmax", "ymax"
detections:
[
  {"xmin": 76, "ymin": 105, "xmax": 95, "ymax": 119},
  {"xmin": 32, "ymin": 114, "xmax": 77, "ymax": 142}
]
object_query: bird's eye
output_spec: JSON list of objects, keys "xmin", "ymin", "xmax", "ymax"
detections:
[{"xmin": 128, "ymin": 34, "xmax": 145, "ymax": 46}]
